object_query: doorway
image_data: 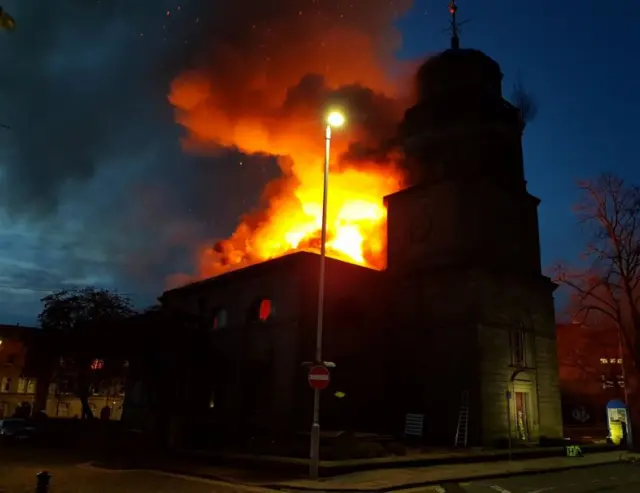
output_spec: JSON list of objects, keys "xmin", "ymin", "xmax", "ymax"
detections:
[{"xmin": 514, "ymin": 391, "xmax": 530, "ymax": 441}]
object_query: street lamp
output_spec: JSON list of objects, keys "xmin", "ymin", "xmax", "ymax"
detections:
[{"xmin": 309, "ymin": 110, "xmax": 345, "ymax": 479}]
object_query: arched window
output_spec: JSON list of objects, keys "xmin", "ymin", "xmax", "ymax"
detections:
[
  {"xmin": 248, "ymin": 298, "xmax": 274, "ymax": 323},
  {"xmin": 213, "ymin": 308, "xmax": 229, "ymax": 330}
]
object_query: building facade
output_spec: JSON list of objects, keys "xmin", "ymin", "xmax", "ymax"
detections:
[
  {"xmin": 557, "ymin": 322, "xmax": 625, "ymax": 427},
  {"xmin": 149, "ymin": 45, "xmax": 564, "ymax": 446},
  {"xmin": 0, "ymin": 324, "xmax": 124, "ymax": 420},
  {"xmin": 159, "ymin": 252, "xmax": 388, "ymax": 435},
  {"xmin": 384, "ymin": 47, "xmax": 563, "ymax": 444}
]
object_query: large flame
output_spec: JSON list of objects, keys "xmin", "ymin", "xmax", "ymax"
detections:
[{"xmin": 168, "ymin": 1, "xmax": 413, "ymax": 279}]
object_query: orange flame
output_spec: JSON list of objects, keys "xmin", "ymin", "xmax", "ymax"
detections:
[{"xmin": 168, "ymin": 3, "xmax": 412, "ymax": 279}]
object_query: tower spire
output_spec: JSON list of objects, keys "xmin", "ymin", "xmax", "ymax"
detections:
[{"xmin": 448, "ymin": 1, "xmax": 460, "ymax": 49}]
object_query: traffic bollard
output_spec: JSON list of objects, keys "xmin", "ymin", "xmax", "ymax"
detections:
[{"xmin": 36, "ymin": 471, "xmax": 51, "ymax": 493}]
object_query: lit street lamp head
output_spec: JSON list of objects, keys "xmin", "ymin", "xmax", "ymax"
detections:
[{"xmin": 326, "ymin": 111, "xmax": 345, "ymax": 128}]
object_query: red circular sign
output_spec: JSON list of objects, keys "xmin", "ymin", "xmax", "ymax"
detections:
[{"xmin": 308, "ymin": 365, "xmax": 330, "ymax": 390}]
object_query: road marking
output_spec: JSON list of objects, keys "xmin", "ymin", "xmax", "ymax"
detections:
[
  {"xmin": 489, "ymin": 486, "xmax": 512, "ymax": 493},
  {"xmin": 433, "ymin": 487, "xmax": 446, "ymax": 493},
  {"xmin": 528, "ymin": 488, "xmax": 555, "ymax": 493}
]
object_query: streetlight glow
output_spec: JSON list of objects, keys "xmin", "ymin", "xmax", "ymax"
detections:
[{"xmin": 326, "ymin": 111, "xmax": 345, "ymax": 128}]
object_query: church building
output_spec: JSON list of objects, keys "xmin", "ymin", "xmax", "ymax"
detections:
[{"xmin": 152, "ymin": 6, "xmax": 563, "ymax": 447}]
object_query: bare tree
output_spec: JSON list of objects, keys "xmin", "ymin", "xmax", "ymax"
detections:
[
  {"xmin": 511, "ymin": 70, "xmax": 538, "ymax": 126},
  {"xmin": 554, "ymin": 173, "xmax": 640, "ymax": 439}
]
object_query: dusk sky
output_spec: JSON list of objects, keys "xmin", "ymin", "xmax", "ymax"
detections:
[{"xmin": 0, "ymin": 0, "xmax": 638, "ymax": 325}]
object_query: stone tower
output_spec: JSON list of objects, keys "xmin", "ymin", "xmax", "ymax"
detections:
[{"xmin": 383, "ymin": 16, "xmax": 563, "ymax": 445}]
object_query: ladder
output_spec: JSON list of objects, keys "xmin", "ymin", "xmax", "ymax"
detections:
[{"xmin": 454, "ymin": 389, "xmax": 470, "ymax": 447}]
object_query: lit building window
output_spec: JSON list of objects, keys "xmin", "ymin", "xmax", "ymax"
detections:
[
  {"xmin": 249, "ymin": 298, "xmax": 274, "ymax": 323},
  {"xmin": 17, "ymin": 378, "xmax": 36, "ymax": 394},
  {"xmin": 258, "ymin": 299, "xmax": 272, "ymax": 322},
  {"xmin": 213, "ymin": 308, "xmax": 229, "ymax": 330},
  {"xmin": 599, "ymin": 357, "xmax": 623, "ymax": 365},
  {"xmin": 0, "ymin": 377, "xmax": 11, "ymax": 393}
]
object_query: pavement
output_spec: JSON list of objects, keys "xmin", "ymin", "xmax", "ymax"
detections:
[
  {"xmin": 1, "ymin": 447, "xmax": 638, "ymax": 493},
  {"xmin": 0, "ymin": 449, "xmax": 275, "ymax": 493},
  {"xmin": 453, "ymin": 463, "xmax": 640, "ymax": 492},
  {"xmin": 155, "ymin": 451, "xmax": 630, "ymax": 491}
]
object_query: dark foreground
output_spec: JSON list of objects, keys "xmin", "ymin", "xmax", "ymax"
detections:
[
  {"xmin": 456, "ymin": 463, "xmax": 640, "ymax": 492},
  {"xmin": 1, "ymin": 447, "xmax": 638, "ymax": 493},
  {"xmin": 0, "ymin": 448, "xmax": 264, "ymax": 493}
]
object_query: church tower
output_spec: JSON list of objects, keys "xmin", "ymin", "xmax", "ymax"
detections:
[{"xmin": 384, "ymin": 1, "xmax": 563, "ymax": 446}]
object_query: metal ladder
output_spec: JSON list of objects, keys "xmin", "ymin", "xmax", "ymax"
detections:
[{"xmin": 454, "ymin": 389, "xmax": 470, "ymax": 447}]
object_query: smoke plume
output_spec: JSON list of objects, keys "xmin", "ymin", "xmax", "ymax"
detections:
[
  {"xmin": 169, "ymin": 0, "xmax": 415, "ymax": 282},
  {"xmin": 0, "ymin": 0, "xmax": 418, "ymax": 308}
]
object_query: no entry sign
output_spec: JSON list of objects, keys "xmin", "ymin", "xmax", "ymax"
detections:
[{"xmin": 308, "ymin": 365, "xmax": 330, "ymax": 390}]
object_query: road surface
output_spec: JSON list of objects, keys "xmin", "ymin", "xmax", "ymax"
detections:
[
  {"xmin": 0, "ymin": 448, "xmax": 268, "ymax": 493},
  {"xmin": 450, "ymin": 463, "xmax": 640, "ymax": 492},
  {"xmin": 2, "ymin": 448, "xmax": 638, "ymax": 493}
]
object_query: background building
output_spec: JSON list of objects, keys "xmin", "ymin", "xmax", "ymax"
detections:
[
  {"xmin": 556, "ymin": 322, "xmax": 625, "ymax": 430},
  {"xmin": 0, "ymin": 324, "xmax": 124, "ymax": 420}
]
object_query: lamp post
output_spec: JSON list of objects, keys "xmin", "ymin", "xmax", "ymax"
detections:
[{"xmin": 310, "ymin": 110, "xmax": 345, "ymax": 479}]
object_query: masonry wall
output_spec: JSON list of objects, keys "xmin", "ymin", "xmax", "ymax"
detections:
[
  {"xmin": 475, "ymin": 274, "xmax": 563, "ymax": 444},
  {"xmin": 161, "ymin": 255, "xmax": 304, "ymax": 432},
  {"xmin": 478, "ymin": 324, "xmax": 514, "ymax": 443},
  {"xmin": 160, "ymin": 252, "xmax": 387, "ymax": 435},
  {"xmin": 535, "ymin": 334, "xmax": 563, "ymax": 438}
]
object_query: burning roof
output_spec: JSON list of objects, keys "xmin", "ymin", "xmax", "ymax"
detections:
[
  {"xmin": 165, "ymin": 0, "xmax": 415, "ymax": 288},
  {"xmin": 163, "ymin": 250, "xmax": 380, "ymax": 296}
]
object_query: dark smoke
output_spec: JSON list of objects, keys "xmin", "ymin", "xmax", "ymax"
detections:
[{"xmin": 0, "ymin": 0, "xmax": 415, "ymax": 306}]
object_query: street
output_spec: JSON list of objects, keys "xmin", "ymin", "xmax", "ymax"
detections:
[
  {"xmin": 453, "ymin": 463, "xmax": 640, "ymax": 492},
  {"xmin": 0, "ymin": 449, "xmax": 271, "ymax": 493},
  {"xmin": 1, "ymin": 448, "xmax": 639, "ymax": 493}
]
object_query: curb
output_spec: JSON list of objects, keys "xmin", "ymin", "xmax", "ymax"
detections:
[
  {"xmin": 152, "ymin": 456, "xmax": 628, "ymax": 493},
  {"xmin": 94, "ymin": 454, "xmax": 640, "ymax": 493},
  {"xmin": 177, "ymin": 444, "xmax": 618, "ymax": 477},
  {"xmin": 268, "ymin": 460, "xmax": 627, "ymax": 492}
]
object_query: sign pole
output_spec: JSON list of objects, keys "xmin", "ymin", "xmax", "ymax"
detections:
[
  {"xmin": 506, "ymin": 389, "xmax": 512, "ymax": 463},
  {"xmin": 308, "ymin": 364, "xmax": 330, "ymax": 478}
]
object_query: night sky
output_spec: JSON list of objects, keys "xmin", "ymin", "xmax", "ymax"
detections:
[{"xmin": 0, "ymin": 0, "xmax": 638, "ymax": 325}]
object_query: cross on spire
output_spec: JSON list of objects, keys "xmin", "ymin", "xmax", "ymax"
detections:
[{"xmin": 448, "ymin": 1, "xmax": 460, "ymax": 49}]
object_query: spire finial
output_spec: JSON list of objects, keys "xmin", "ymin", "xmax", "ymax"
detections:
[{"xmin": 448, "ymin": 1, "xmax": 460, "ymax": 49}]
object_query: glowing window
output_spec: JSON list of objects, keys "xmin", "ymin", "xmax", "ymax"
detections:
[
  {"xmin": 258, "ymin": 299, "xmax": 272, "ymax": 322},
  {"xmin": 213, "ymin": 308, "xmax": 229, "ymax": 330},
  {"xmin": 249, "ymin": 298, "xmax": 273, "ymax": 323}
]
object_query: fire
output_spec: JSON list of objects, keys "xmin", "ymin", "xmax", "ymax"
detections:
[
  {"xmin": 249, "ymin": 163, "xmax": 403, "ymax": 268},
  {"xmin": 167, "ymin": 1, "xmax": 412, "ymax": 279}
]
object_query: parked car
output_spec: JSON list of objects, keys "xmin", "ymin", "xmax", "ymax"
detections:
[{"xmin": 0, "ymin": 418, "xmax": 36, "ymax": 442}]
